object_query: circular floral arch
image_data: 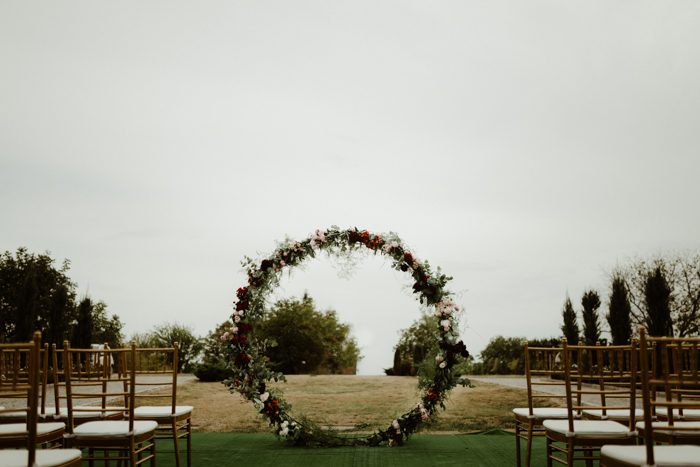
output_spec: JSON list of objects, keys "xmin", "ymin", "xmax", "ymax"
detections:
[{"xmin": 224, "ymin": 227, "xmax": 469, "ymax": 447}]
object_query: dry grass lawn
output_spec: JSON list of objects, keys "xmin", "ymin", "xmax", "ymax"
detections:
[{"xmin": 143, "ymin": 375, "xmax": 559, "ymax": 433}]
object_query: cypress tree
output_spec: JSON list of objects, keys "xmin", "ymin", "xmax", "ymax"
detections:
[
  {"xmin": 644, "ymin": 266, "xmax": 673, "ymax": 337},
  {"xmin": 607, "ymin": 275, "xmax": 632, "ymax": 344},
  {"xmin": 561, "ymin": 296, "xmax": 580, "ymax": 344},
  {"xmin": 581, "ymin": 290, "xmax": 602, "ymax": 345}
]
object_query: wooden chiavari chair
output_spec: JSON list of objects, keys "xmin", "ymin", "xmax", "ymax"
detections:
[
  {"xmin": 0, "ymin": 343, "xmax": 54, "ymax": 423},
  {"xmin": 0, "ymin": 332, "xmax": 81, "ymax": 467},
  {"xmin": 513, "ymin": 341, "xmax": 568, "ymax": 467},
  {"xmin": 544, "ymin": 340, "xmax": 637, "ymax": 466},
  {"xmin": 128, "ymin": 343, "xmax": 193, "ymax": 467},
  {"xmin": 62, "ymin": 341, "xmax": 157, "ymax": 466},
  {"xmin": 601, "ymin": 328, "xmax": 700, "ymax": 466}
]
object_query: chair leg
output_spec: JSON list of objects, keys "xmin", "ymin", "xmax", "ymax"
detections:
[
  {"xmin": 187, "ymin": 417, "xmax": 192, "ymax": 467},
  {"xmin": 151, "ymin": 438, "xmax": 156, "ymax": 467},
  {"xmin": 515, "ymin": 421, "xmax": 522, "ymax": 467},
  {"xmin": 88, "ymin": 448, "xmax": 94, "ymax": 467},
  {"xmin": 129, "ymin": 439, "xmax": 137, "ymax": 467},
  {"xmin": 566, "ymin": 439, "xmax": 574, "ymax": 467},
  {"xmin": 584, "ymin": 448, "xmax": 593, "ymax": 467},
  {"xmin": 546, "ymin": 436, "xmax": 553, "ymax": 467},
  {"xmin": 172, "ymin": 420, "xmax": 181, "ymax": 467},
  {"xmin": 526, "ymin": 421, "xmax": 534, "ymax": 467}
]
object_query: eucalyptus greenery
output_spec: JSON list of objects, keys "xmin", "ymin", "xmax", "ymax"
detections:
[{"xmin": 222, "ymin": 227, "xmax": 470, "ymax": 447}]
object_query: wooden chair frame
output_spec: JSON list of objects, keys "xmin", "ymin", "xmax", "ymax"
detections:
[
  {"xmin": 128, "ymin": 343, "xmax": 192, "ymax": 467},
  {"xmin": 63, "ymin": 341, "xmax": 156, "ymax": 466},
  {"xmin": 0, "ymin": 332, "xmax": 81, "ymax": 467},
  {"xmin": 514, "ymin": 342, "xmax": 568, "ymax": 467},
  {"xmin": 544, "ymin": 340, "xmax": 637, "ymax": 466}
]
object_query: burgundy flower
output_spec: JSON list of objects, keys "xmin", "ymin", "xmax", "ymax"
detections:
[
  {"xmin": 236, "ymin": 300, "xmax": 248, "ymax": 311},
  {"xmin": 403, "ymin": 252, "xmax": 413, "ymax": 264},
  {"xmin": 238, "ymin": 322, "xmax": 253, "ymax": 334},
  {"xmin": 235, "ymin": 353, "xmax": 251, "ymax": 366},
  {"xmin": 236, "ymin": 287, "xmax": 248, "ymax": 299},
  {"xmin": 260, "ymin": 259, "xmax": 273, "ymax": 271},
  {"xmin": 426, "ymin": 388, "xmax": 439, "ymax": 402}
]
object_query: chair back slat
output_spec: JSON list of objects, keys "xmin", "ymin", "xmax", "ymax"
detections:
[
  {"xmin": 62, "ymin": 341, "xmax": 137, "ymax": 434},
  {"xmin": 561, "ymin": 340, "xmax": 639, "ymax": 431},
  {"xmin": 125, "ymin": 343, "xmax": 180, "ymax": 415}
]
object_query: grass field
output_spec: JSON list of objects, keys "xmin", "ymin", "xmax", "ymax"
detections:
[
  {"xmin": 154, "ymin": 432, "xmax": 548, "ymax": 467},
  {"xmin": 144, "ymin": 375, "xmax": 558, "ymax": 433}
]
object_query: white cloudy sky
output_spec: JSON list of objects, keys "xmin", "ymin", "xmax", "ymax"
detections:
[{"xmin": 1, "ymin": 1, "xmax": 699, "ymax": 374}]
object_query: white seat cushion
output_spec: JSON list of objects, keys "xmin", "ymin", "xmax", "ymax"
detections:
[
  {"xmin": 601, "ymin": 444, "xmax": 700, "ymax": 466},
  {"xmin": 544, "ymin": 419, "xmax": 632, "ymax": 438},
  {"xmin": 52, "ymin": 406, "xmax": 124, "ymax": 419},
  {"xmin": 513, "ymin": 407, "xmax": 569, "ymax": 420},
  {"xmin": 636, "ymin": 420, "xmax": 700, "ymax": 436},
  {"xmin": 74, "ymin": 420, "xmax": 158, "ymax": 438},
  {"xmin": 0, "ymin": 422, "xmax": 64, "ymax": 436},
  {"xmin": 658, "ymin": 409, "xmax": 700, "ymax": 421},
  {"xmin": 134, "ymin": 405, "xmax": 193, "ymax": 419},
  {"xmin": 583, "ymin": 409, "xmax": 644, "ymax": 420},
  {"xmin": 0, "ymin": 449, "xmax": 82, "ymax": 467}
]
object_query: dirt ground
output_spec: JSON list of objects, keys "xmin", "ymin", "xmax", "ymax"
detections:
[{"xmin": 146, "ymin": 375, "xmax": 560, "ymax": 433}]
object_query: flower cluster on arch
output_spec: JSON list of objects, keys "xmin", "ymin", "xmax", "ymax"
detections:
[{"xmin": 223, "ymin": 227, "xmax": 470, "ymax": 447}]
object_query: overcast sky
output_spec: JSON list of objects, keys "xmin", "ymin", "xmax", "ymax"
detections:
[{"xmin": 2, "ymin": 1, "xmax": 699, "ymax": 374}]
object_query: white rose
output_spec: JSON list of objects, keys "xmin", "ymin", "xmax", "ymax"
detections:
[
  {"xmin": 234, "ymin": 315, "xmax": 241, "ymax": 323},
  {"xmin": 392, "ymin": 419, "xmax": 400, "ymax": 430},
  {"xmin": 440, "ymin": 319, "xmax": 451, "ymax": 330},
  {"xmin": 435, "ymin": 355, "xmax": 444, "ymax": 363},
  {"xmin": 280, "ymin": 427, "xmax": 289, "ymax": 436},
  {"xmin": 260, "ymin": 392, "xmax": 269, "ymax": 402},
  {"xmin": 439, "ymin": 361, "xmax": 447, "ymax": 369}
]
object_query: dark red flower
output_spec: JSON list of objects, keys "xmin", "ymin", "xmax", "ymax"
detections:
[
  {"xmin": 236, "ymin": 300, "xmax": 248, "ymax": 311},
  {"xmin": 260, "ymin": 259, "xmax": 273, "ymax": 271},
  {"xmin": 403, "ymin": 252, "xmax": 413, "ymax": 264},
  {"xmin": 426, "ymin": 388, "xmax": 439, "ymax": 401},
  {"xmin": 238, "ymin": 322, "xmax": 253, "ymax": 334},
  {"xmin": 238, "ymin": 335, "xmax": 248, "ymax": 346},
  {"xmin": 236, "ymin": 287, "xmax": 248, "ymax": 299},
  {"xmin": 235, "ymin": 353, "xmax": 251, "ymax": 366}
]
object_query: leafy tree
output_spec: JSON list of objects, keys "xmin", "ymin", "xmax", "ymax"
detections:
[
  {"xmin": 255, "ymin": 295, "xmax": 361, "ymax": 374},
  {"xmin": 581, "ymin": 290, "xmax": 602, "ymax": 345},
  {"xmin": 387, "ymin": 313, "xmax": 440, "ymax": 376},
  {"xmin": 561, "ymin": 296, "xmax": 580, "ymax": 344},
  {"xmin": 91, "ymin": 301, "xmax": 124, "ymax": 349},
  {"xmin": 606, "ymin": 274, "xmax": 632, "ymax": 344},
  {"xmin": 72, "ymin": 297, "xmax": 94, "ymax": 348},
  {"xmin": 479, "ymin": 336, "xmax": 526, "ymax": 374},
  {"xmin": 618, "ymin": 254, "xmax": 700, "ymax": 337},
  {"xmin": 148, "ymin": 323, "xmax": 204, "ymax": 372},
  {"xmin": 644, "ymin": 266, "xmax": 673, "ymax": 337},
  {"xmin": 0, "ymin": 248, "xmax": 77, "ymax": 344}
]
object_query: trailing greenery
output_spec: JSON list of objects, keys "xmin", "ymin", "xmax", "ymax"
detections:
[{"xmin": 222, "ymin": 227, "xmax": 470, "ymax": 447}]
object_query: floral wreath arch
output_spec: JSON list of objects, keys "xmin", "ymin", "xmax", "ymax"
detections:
[{"xmin": 224, "ymin": 227, "xmax": 470, "ymax": 447}]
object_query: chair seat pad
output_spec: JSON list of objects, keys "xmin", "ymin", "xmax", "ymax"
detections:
[
  {"xmin": 583, "ymin": 409, "xmax": 644, "ymax": 420},
  {"xmin": 0, "ymin": 449, "xmax": 82, "ymax": 467},
  {"xmin": 50, "ymin": 406, "xmax": 124, "ymax": 419},
  {"xmin": 658, "ymin": 409, "xmax": 700, "ymax": 421},
  {"xmin": 513, "ymin": 407, "xmax": 569, "ymax": 420},
  {"xmin": 74, "ymin": 420, "xmax": 158, "ymax": 438},
  {"xmin": 0, "ymin": 422, "xmax": 64, "ymax": 436},
  {"xmin": 134, "ymin": 405, "xmax": 193, "ymax": 418},
  {"xmin": 601, "ymin": 444, "xmax": 700, "ymax": 466},
  {"xmin": 636, "ymin": 420, "xmax": 700, "ymax": 436},
  {"xmin": 544, "ymin": 419, "xmax": 632, "ymax": 438}
]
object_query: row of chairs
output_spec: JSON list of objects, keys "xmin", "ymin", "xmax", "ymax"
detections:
[
  {"xmin": 0, "ymin": 332, "xmax": 192, "ymax": 466},
  {"xmin": 514, "ymin": 328, "xmax": 700, "ymax": 467}
]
